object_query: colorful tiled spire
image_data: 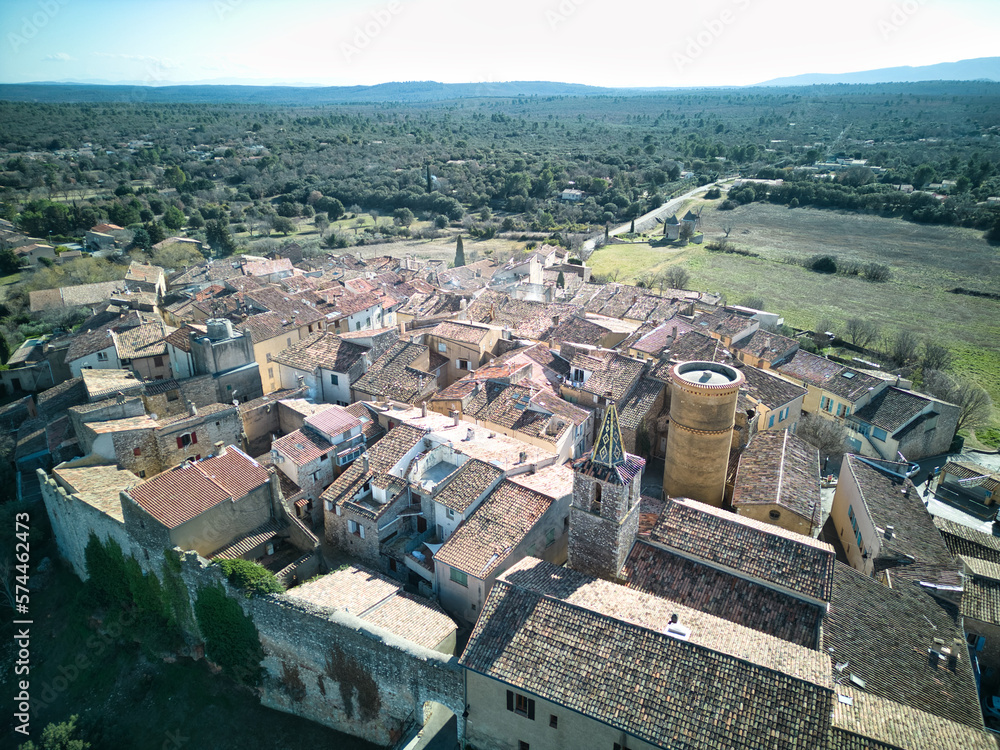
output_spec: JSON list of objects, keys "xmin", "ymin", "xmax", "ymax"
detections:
[{"xmin": 591, "ymin": 403, "xmax": 625, "ymax": 468}]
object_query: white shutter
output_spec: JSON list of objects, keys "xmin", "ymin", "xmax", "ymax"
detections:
[{"xmin": 359, "ymin": 524, "xmax": 365, "ymax": 539}]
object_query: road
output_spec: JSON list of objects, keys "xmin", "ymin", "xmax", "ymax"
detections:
[{"xmin": 581, "ymin": 179, "xmax": 735, "ymax": 258}]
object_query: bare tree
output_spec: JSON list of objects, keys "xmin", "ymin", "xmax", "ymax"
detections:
[
  {"xmin": 661, "ymin": 266, "xmax": 690, "ymax": 290},
  {"xmin": 886, "ymin": 329, "xmax": 920, "ymax": 367},
  {"xmin": 923, "ymin": 370, "xmax": 994, "ymax": 432},
  {"xmin": 795, "ymin": 414, "xmax": 849, "ymax": 472},
  {"xmin": 722, "ymin": 224, "xmax": 734, "ymax": 239},
  {"xmin": 921, "ymin": 341, "xmax": 953, "ymax": 372},
  {"xmin": 813, "ymin": 318, "xmax": 836, "ymax": 348},
  {"xmin": 844, "ymin": 317, "xmax": 880, "ymax": 349}
]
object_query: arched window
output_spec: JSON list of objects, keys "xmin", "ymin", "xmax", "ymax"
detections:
[{"xmin": 592, "ymin": 483, "xmax": 603, "ymax": 514}]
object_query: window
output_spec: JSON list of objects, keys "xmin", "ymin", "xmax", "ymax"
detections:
[
  {"xmin": 166, "ymin": 390, "xmax": 179, "ymax": 402},
  {"xmin": 226, "ymin": 384, "xmax": 232, "ymax": 391},
  {"xmin": 388, "ymin": 558, "xmax": 397, "ymax": 572},
  {"xmin": 139, "ymin": 470, "xmax": 146, "ymax": 478},
  {"xmin": 133, "ymin": 447, "xmax": 142, "ymax": 456},
  {"xmin": 287, "ymin": 337, "xmax": 292, "ymax": 347},
  {"xmin": 450, "ymin": 568, "xmax": 468, "ymax": 587},
  {"xmin": 176, "ymin": 431, "xmax": 197, "ymax": 448},
  {"xmin": 366, "ymin": 317, "xmax": 371, "ymax": 327},
  {"xmin": 836, "ymin": 403, "xmax": 850, "ymax": 418},
  {"xmin": 331, "ymin": 373, "xmax": 339, "ymax": 386},
  {"xmin": 355, "ymin": 321, "xmax": 362, "ymax": 331},
  {"xmin": 507, "ymin": 690, "xmax": 535, "ymax": 720},
  {"xmin": 153, "ymin": 356, "xmax": 163, "ymax": 367},
  {"xmin": 268, "ymin": 367, "xmax": 274, "ymax": 379},
  {"xmin": 96, "ymin": 351, "xmax": 109, "ymax": 362},
  {"xmin": 549, "ymin": 715, "xmax": 558, "ymax": 729},
  {"xmin": 820, "ymin": 396, "xmax": 833, "ymax": 412},
  {"xmin": 446, "ymin": 507, "xmax": 454, "ymax": 519},
  {"xmin": 457, "ymin": 359, "xmax": 471, "ymax": 370},
  {"xmin": 437, "ymin": 343, "xmax": 447, "ymax": 353},
  {"xmin": 768, "ymin": 414, "xmax": 775, "ymax": 428},
  {"xmin": 779, "ymin": 406, "xmax": 789, "ymax": 421},
  {"xmin": 348, "ymin": 520, "xmax": 365, "ymax": 539},
  {"xmin": 321, "ymin": 452, "xmax": 329, "ymax": 461},
  {"xmin": 563, "ymin": 516, "xmax": 569, "ymax": 531},
  {"xmin": 872, "ymin": 427, "xmax": 888, "ymax": 441},
  {"xmin": 591, "ymin": 483, "xmax": 602, "ymax": 514},
  {"xmin": 545, "ymin": 528, "xmax": 555, "ymax": 547}
]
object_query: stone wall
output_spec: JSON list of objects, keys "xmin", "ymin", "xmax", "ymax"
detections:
[{"xmin": 38, "ymin": 466, "xmax": 466, "ymax": 746}]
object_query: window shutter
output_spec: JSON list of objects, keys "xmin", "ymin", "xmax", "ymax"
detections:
[
  {"xmin": 359, "ymin": 525, "xmax": 365, "ymax": 539},
  {"xmin": 176, "ymin": 436, "xmax": 183, "ymax": 449},
  {"xmin": 506, "ymin": 691, "xmax": 514, "ymax": 712},
  {"xmin": 527, "ymin": 699, "xmax": 535, "ymax": 720},
  {"xmin": 191, "ymin": 431, "xmax": 198, "ymax": 444}
]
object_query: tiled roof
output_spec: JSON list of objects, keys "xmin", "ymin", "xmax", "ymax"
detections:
[
  {"xmin": 322, "ymin": 424, "xmax": 427, "ymax": 508},
  {"xmin": 37, "ymin": 377, "xmax": 87, "ymax": 418},
  {"xmin": 434, "ymin": 479, "xmax": 553, "ymax": 577},
  {"xmin": 732, "ymin": 329, "xmax": 799, "ymax": 363},
  {"xmin": 943, "ymin": 461, "xmax": 1000, "ymax": 494},
  {"xmin": 961, "ymin": 561, "xmax": 1000, "ymax": 625},
  {"xmin": 844, "ymin": 455, "xmax": 955, "ymax": 570},
  {"xmin": 433, "ymin": 459, "xmax": 503, "ymax": 513},
  {"xmin": 53, "ymin": 464, "xmax": 138, "ymax": 522},
  {"xmin": 734, "ymin": 430, "xmax": 822, "ymax": 526},
  {"xmin": 832, "ymin": 686, "xmax": 995, "ymax": 750},
  {"xmin": 853, "ymin": 387, "xmax": 934, "ymax": 434},
  {"xmin": 776, "ymin": 351, "xmax": 886, "ymax": 402},
  {"xmin": 739, "ymin": 363, "xmax": 807, "ymax": 409},
  {"xmin": 461, "ymin": 563, "xmax": 834, "ymax": 750},
  {"xmin": 459, "ymin": 381, "xmax": 585, "ymax": 445},
  {"xmin": 351, "ymin": 340, "xmax": 434, "ymax": 403},
  {"xmin": 81, "ymin": 368, "xmax": 145, "ymax": 400},
  {"xmin": 827, "ymin": 561, "xmax": 982, "ymax": 728},
  {"xmin": 304, "ymin": 405, "xmax": 361, "ymax": 439},
  {"xmin": 572, "ymin": 349, "xmax": 646, "ymax": 401},
  {"xmin": 125, "ymin": 262, "xmax": 164, "ymax": 285},
  {"xmin": 621, "ymin": 541, "xmax": 824, "ymax": 648},
  {"xmin": 616, "ymin": 376, "xmax": 663, "ymax": 431},
  {"xmin": 935, "ymin": 517, "xmax": 1000, "ymax": 564},
  {"xmin": 631, "ymin": 318, "xmax": 695, "ymax": 355},
  {"xmin": 428, "ymin": 320, "xmax": 493, "ymax": 345},
  {"xmin": 272, "ymin": 331, "xmax": 368, "ymax": 373},
  {"xmin": 272, "ymin": 428, "xmax": 331, "ymax": 466},
  {"xmin": 343, "ymin": 402, "xmax": 385, "ymax": 444},
  {"xmin": 66, "ymin": 327, "xmax": 116, "ymax": 362},
  {"xmin": 548, "ymin": 315, "xmax": 611, "ymax": 347},
  {"xmin": 236, "ymin": 311, "xmax": 297, "ymax": 343},
  {"xmin": 649, "ymin": 496, "xmax": 835, "ymax": 602},
  {"xmin": 115, "ymin": 322, "xmax": 173, "ymax": 360},
  {"xmin": 827, "ymin": 729, "xmax": 896, "ymax": 750},
  {"xmin": 241, "ymin": 257, "xmax": 293, "ymax": 277},
  {"xmin": 128, "ymin": 447, "xmax": 269, "ymax": 527}
]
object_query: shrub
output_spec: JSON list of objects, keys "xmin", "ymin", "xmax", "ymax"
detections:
[
  {"xmin": 862, "ymin": 262, "xmax": 891, "ymax": 282},
  {"xmin": 809, "ymin": 254, "xmax": 838, "ymax": 274},
  {"xmin": 217, "ymin": 558, "xmax": 283, "ymax": 598},
  {"xmin": 194, "ymin": 584, "xmax": 264, "ymax": 685}
]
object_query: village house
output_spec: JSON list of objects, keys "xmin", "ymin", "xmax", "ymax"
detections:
[
  {"xmin": 424, "ymin": 321, "xmax": 500, "ymax": 387},
  {"xmin": 351, "ymin": 339, "xmax": 443, "ymax": 405},
  {"xmin": 272, "ymin": 330, "xmax": 370, "ymax": 406}
]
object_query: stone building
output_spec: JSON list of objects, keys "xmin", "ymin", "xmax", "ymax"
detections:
[
  {"xmin": 567, "ymin": 403, "xmax": 645, "ymax": 580},
  {"xmin": 189, "ymin": 318, "xmax": 263, "ymax": 404}
]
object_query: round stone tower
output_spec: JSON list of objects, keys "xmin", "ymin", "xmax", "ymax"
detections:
[{"xmin": 662, "ymin": 360, "xmax": 744, "ymax": 507}]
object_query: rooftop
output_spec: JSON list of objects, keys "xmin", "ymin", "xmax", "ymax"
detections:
[
  {"xmin": 53, "ymin": 464, "xmax": 139, "ymax": 522},
  {"xmin": 648, "ymin": 496, "xmax": 835, "ymax": 602},
  {"xmin": 285, "ymin": 564, "xmax": 456, "ymax": 651},
  {"xmin": 935, "ymin": 517, "xmax": 1000, "ymax": 564},
  {"xmin": 733, "ymin": 430, "xmax": 822, "ymax": 527},
  {"xmin": 271, "ymin": 331, "xmax": 369, "ymax": 373},
  {"xmin": 432, "ymin": 459, "xmax": 504, "ymax": 514},
  {"xmin": 853, "ymin": 387, "xmax": 936, "ymax": 434},
  {"xmin": 461, "ymin": 560, "xmax": 834, "ymax": 750}
]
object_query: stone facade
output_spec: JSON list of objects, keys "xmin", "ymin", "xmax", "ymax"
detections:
[{"xmin": 568, "ymin": 471, "xmax": 641, "ymax": 580}]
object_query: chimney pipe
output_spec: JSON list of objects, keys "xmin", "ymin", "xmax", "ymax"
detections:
[
  {"xmin": 362, "ymin": 453, "xmax": 369, "ymax": 473},
  {"xmin": 187, "ymin": 400, "xmax": 198, "ymax": 417},
  {"xmin": 885, "ymin": 525, "xmax": 894, "ymax": 540},
  {"xmin": 215, "ymin": 441, "xmax": 225, "ymax": 456},
  {"xmin": 421, "ymin": 402, "xmax": 428, "ymax": 418},
  {"xmin": 671, "ymin": 325, "xmax": 678, "ymax": 339},
  {"xmin": 451, "ymin": 410, "xmax": 460, "ymax": 427}
]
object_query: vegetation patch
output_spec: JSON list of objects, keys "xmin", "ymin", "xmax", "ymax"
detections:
[
  {"xmin": 193, "ymin": 584, "xmax": 265, "ymax": 686},
  {"xmin": 217, "ymin": 558, "xmax": 283, "ymax": 598}
]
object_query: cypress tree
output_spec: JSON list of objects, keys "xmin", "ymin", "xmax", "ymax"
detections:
[
  {"xmin": 455, "ymin": 235, "xmax": 465, "ymax": 267},
  {"xmin": 629, "ymin": 218, "xmax": 636, "ymax": 234},
  {"xmin": 556, "ymin": 270, "xmax": 565, "ymax": 289},
  {"xmin": 426, "ymin": 164, "xmax": 433, "ymax": 193}
]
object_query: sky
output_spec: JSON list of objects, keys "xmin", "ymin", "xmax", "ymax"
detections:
[{"xmin": 1, "ymin": 0, "xmax": 999, "ymax": 88}]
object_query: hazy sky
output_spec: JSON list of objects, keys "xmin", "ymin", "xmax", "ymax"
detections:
[{"xmin": 2, "ymin": 0, "xmax": 999, "ymax": 87}]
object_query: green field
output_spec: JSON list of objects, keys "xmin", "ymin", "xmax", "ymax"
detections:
[{"xmin": 590, "ymin": 201, "xmax": 1000, "ymax": 430}]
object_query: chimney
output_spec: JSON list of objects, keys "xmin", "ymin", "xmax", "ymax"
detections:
[
  {"xmin": 552, "ymin": 314, "xmax": 560, "ymax": 327},
  {"xmin": 296, "ymin": 374, "xmax": 305, "ymax": 389},
  {"xmin": 490, "ymin": 303, "xmax": 496, "ymax": 322},
  {"xmin": 671, "ymin": 325, "xmax": 678, "ymax": 339},
  {"xmin": 421, "ymin": 402, "xmax": 428, "ymax": 418},
  {"xmin": 187, "ymin": 400, "xmax": 198, "ymax": 417},
  {"xmin": 885, "ymin": 525, "xmax": 894, "ymax": 540},
  {"xmin": 214, "ymin": 441, "xmax": 226, "ymax": 456},
  {"xmin": 451, "ymin": 410, "xmax": 460, "ymax": 427},
  {"xmin": 466, "ymin": 427, "xmax": 475, "ymax": 441},
  {"xmin": 362, "ymin": 453, "xmax": 369, "ymax": 473},
  {"xmin": 519, "ymin": 450, "xmax": 527, "ymax": 463}
]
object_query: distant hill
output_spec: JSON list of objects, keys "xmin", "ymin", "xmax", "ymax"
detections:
[
  {"xmin": 756, "ymin": 57, "xmax": 1000, "ymax": 86},
  {"xmin": 0, "ymin": 80, "xmax": 639, "ymax": 105}
]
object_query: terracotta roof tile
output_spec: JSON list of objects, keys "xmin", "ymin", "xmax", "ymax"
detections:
[
  {"xmin": 733, "ymin": 430, "xmax": 822, "ymax": 527},
  {"xmin": 433, "ymin": 459, "xmax": 504, "ymax": 513},
  {"xmin": 272, "ymin": 331, "xmax": 368, "ymax": 373}
]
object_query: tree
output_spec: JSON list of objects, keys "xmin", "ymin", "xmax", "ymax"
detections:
[
  {"xmin": 813, "ymin": 318, "xmax": 835, "ymax": 349},
  {"xmin": 129, "ymin": 226, "xmax": 151, "ymax": 251},
  {"xmin": 795, "ymin": 413, "xmax": 848, "ymax": 472},
  {"xmin": 163, "ymin": 165, "xmax": 186, "ymax": 189},
  {"xmin": 18, "ymin": 714, "xmax": 90, "ymax": 750},
  {"xmin": 629, "ymin": 218, "xmax": 636, "ymax": 234},
  {"xmin": 886, "ymin": 329, "xmax": 920, "ymax": 367},
  {"xmin": 921, "ymin": 341, "xmax": 953, "ymax": 372},
  {"xmin": 435, "ymin": 214, "xmax": 448, "ymax": 229},
  {"xmin": 661, "ymin": 266, "xmax": 690, "ymax": 290},
  {"xmin": 205, "ymin": 219, "xmax": 238, "ymax": 256},
  {"xmin": 272, "ymin": 216, "xmax": 295, "ymax": 236},
  {"xmin": 314, "ymin": 212, "xmax": 329, "ymax": 237},
  {"xmin": 162, "ymin": 205, "xmax": 184, "ymax": 230},
  {"xmin": 315, "ymin": 196, "xmax": 344, "ymax": 221},
  {"xmin": 722, "ymin": 224, "xmax": 734, "ymax": 239},
  {"xmin": 679, "ymin": 222, "xmax": 695, "ymax": 242},
  {"xmin": 740, "ymin": 295, "xmax": 765, "ymax": 311},
  {"xmin": 844, "ymin": 318, "xmax": 880, "ymax": 349},
  {"xmin": 454, "ymin": 235, "xmax": 465, "ymax": 267},
  {"xmin": 556, "ymin": 270, "xmax": 566, "ymax": 289},
  {"xmin": 923, "ymin": 370, "xmax": 994, "ymax": 432},
  {"xmin": 426, "ymin": 163, "xmax": 433, "ymax": 193},
  {"xmin": 392, "ymin": 207, "xmax": 414, "ymax": 227},
  {"xmin": 0, "ymin": 247, "xmax": 20, "ymax": 274}
]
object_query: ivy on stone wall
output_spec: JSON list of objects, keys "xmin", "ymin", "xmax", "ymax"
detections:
[
  {"xmin": 193, "ymin": 583, "xmax": 264, "ymax": 685},
  {"xmin": 217, "ymin": 558, "xmax": 284, "ymax": 598}
]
